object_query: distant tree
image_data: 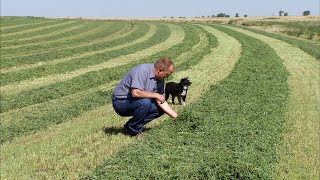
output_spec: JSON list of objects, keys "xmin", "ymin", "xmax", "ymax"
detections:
[
  {"xmin": 202, "ymin": 16, "xmax": 205, "ymax": 18},
  {"xmin": 279, "ymin": 10, "xmax": 284, "ymax": 16},
  {"xmin": 225, "ymin": 15, "xmax": 230, "ymax": 17},
  {"xmin": 217, "ymin": 13, "xmax": 225, "ymax": 17},
  {"xmin": 235, "ymin": 13, "xmax": 239, "ymax": 17},
  {"xmin": 244, "ymin": 15, "xmax": 248, "ymax": 17},
  {"xmin": 303, "ymin": 10, "xmax": 311, "ymax": 16},
  {"xmin": 284, "ymin": 12, "xmax": 288, "ymax": 16},
  {"xmin": 211, "ymin": 15, "xmax": 215, "ymax": 18}
]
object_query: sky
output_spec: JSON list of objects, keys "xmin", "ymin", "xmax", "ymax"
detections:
[{"xmin": 1, "ymin": 0, "xmax": 319, "ymax": 18}]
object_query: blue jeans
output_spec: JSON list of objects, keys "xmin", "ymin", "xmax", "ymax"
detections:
[{"xmin": 112, "ymin": 97, "xmax": 164, "ymax": 135}]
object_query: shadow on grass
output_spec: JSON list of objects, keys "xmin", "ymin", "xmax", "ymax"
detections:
[{"xmin": 103, "ymin": 126, "xmax": 151, "ymax": 136}]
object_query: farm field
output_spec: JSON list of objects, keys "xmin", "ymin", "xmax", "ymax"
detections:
[{"xmin": 0, "ymin": 16, "xmax": 319, "ymax": 179}]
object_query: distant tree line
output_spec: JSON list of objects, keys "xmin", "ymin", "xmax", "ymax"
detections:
[
  {"xmin": 173, "ymin": 10, "xmax": 312, "ymax": 19},
  {"xmin": 194, "ymin": 12, "xmax": 247, "ymax": 18},
  {"xmin": 278, "ymin": 10, "xmax": 311, "ymax": 16}
]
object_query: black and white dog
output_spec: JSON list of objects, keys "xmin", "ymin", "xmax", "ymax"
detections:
[{"xmin": 165, "ymin": 78, "xmax": 192, "ymax": 106}]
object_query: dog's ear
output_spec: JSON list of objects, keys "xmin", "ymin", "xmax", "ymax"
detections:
[{"xmin": 186, "ymin": 77, "xmax": 192, "ymax": 84}]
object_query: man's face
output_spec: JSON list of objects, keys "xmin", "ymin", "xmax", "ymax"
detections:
[{"xmin": 156, "ymin": 65, "xmax": 174, "ymax": 81}]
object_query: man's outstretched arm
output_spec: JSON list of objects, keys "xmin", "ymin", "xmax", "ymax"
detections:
[
  {"xmin": 131, "ymin": 88, "xmax": 177, "ymax": 118},
  {"xmin": 156, "ymin": 100, "xmax": 178, "ymax": 118}
]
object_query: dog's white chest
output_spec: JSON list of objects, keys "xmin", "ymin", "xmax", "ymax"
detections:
[{"xmin": 181, "ymin": 85, "xmax": 188, "ymax": 96}]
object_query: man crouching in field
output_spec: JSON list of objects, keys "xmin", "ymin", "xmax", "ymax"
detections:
[{"xmin": 112, "ymin": 57, "xmax": 178, "ymax": 138}]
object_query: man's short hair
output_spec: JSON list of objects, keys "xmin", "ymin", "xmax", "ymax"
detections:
[{"xmin": 154, "ymin": 57, "xmax": 174, "ymax": 71}]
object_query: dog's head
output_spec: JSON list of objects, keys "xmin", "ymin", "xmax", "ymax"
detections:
[{"xmin": 179, "ymin": 77, "xmax": 192, "ymax": 91}]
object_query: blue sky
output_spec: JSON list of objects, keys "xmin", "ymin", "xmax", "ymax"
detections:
[{"xmin": 1, "ymin": 0, "xmax": 319, "ymax": 18}]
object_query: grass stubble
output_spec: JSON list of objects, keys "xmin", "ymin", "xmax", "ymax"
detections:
[{"xmin": 224, "ymin": 25, "xmax": 320, "ymax": 179}]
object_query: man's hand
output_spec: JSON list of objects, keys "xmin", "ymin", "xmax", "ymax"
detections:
[{"xmin": 156, "ymin": 94, "xmax": 166, "ymax": 104}]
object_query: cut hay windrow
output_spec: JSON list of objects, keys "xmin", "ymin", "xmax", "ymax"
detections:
[
  {"xmin": 0, "ymin": 18, "xmax": 57, "ymax": 32},
  {"xmin": 0, "ymin": 82, "xmax": 116, "ymax": 145},
  {"xmin": 3, "ymin": 22, "xmax": 112, "ymax": 49},
  {"xmin": 0, "ymin": 103, "xmax": 128, "ymax": 179},
  {"xmin": 0, "ymin": 24, "xmax": 170, "ymax": 114},
  {"xmin": 240, "ymin": 26, "xmax": 320, "ymax": 60},
  {"xmin": 1, "ymin": 20, "xmax": 75, "ymax": 39},
  {"xmin": 0, "ymin": 24, "xmax": 184, "ymax": 96},
  {"xmin": 0, "ymin": 23, "xmax": 152, "ymax": 73},
  {"xmin": 0, "ymin": 17, "xmax": 48, "ymax": 28},
  {"xmin": 1, "ymin": 22, "xmax": 101, "ymax": 47},
  {"xmin": 0, "ymin": 80, "xmax": 116, "ymax": 125},
  {"xmin": 0, "ymin": 23, "xmax": 152, "ymax": 86},
  {"xmin": 224, "ymin": 25, "xmax": 320, "ymax": 180},
  {"xmin": 174, "ymin": 32, "xmax": 208, "ymax": 66},
  {"xmin": 2, "ymin": 21, "xmax": 81, "ymax": 44},
  {"xmin": 1, "ymin": 21, "xmax": 128, "ymax": 59},
  {"xmin": 1, "ymin": 21, "xmax": 116, "ymax": 53}
]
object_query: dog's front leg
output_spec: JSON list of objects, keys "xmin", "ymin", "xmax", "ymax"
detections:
[
  {"xmin": 182, "ymin": 96, "xmax": 186, "ymax": 106},
  {"xmin": 177, "ymin": 96, "xmax": 182, "ymax": 105},
  {"xmin": 172, "ymin": 95, "xmax": 175, "ymax": 104},
  {"xmin": 165, "ymin": 93, "xmax": 169, "ymax": 102}
]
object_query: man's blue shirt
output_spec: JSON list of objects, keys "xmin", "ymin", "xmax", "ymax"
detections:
[{"xmin": 113, "ymin": 64, "xmax": 164, "ymax": 99}]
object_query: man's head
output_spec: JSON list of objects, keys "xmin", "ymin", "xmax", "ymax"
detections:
[{"xmin": 154, "ymin": 57, "xmax": 174, "ymax": 81}]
